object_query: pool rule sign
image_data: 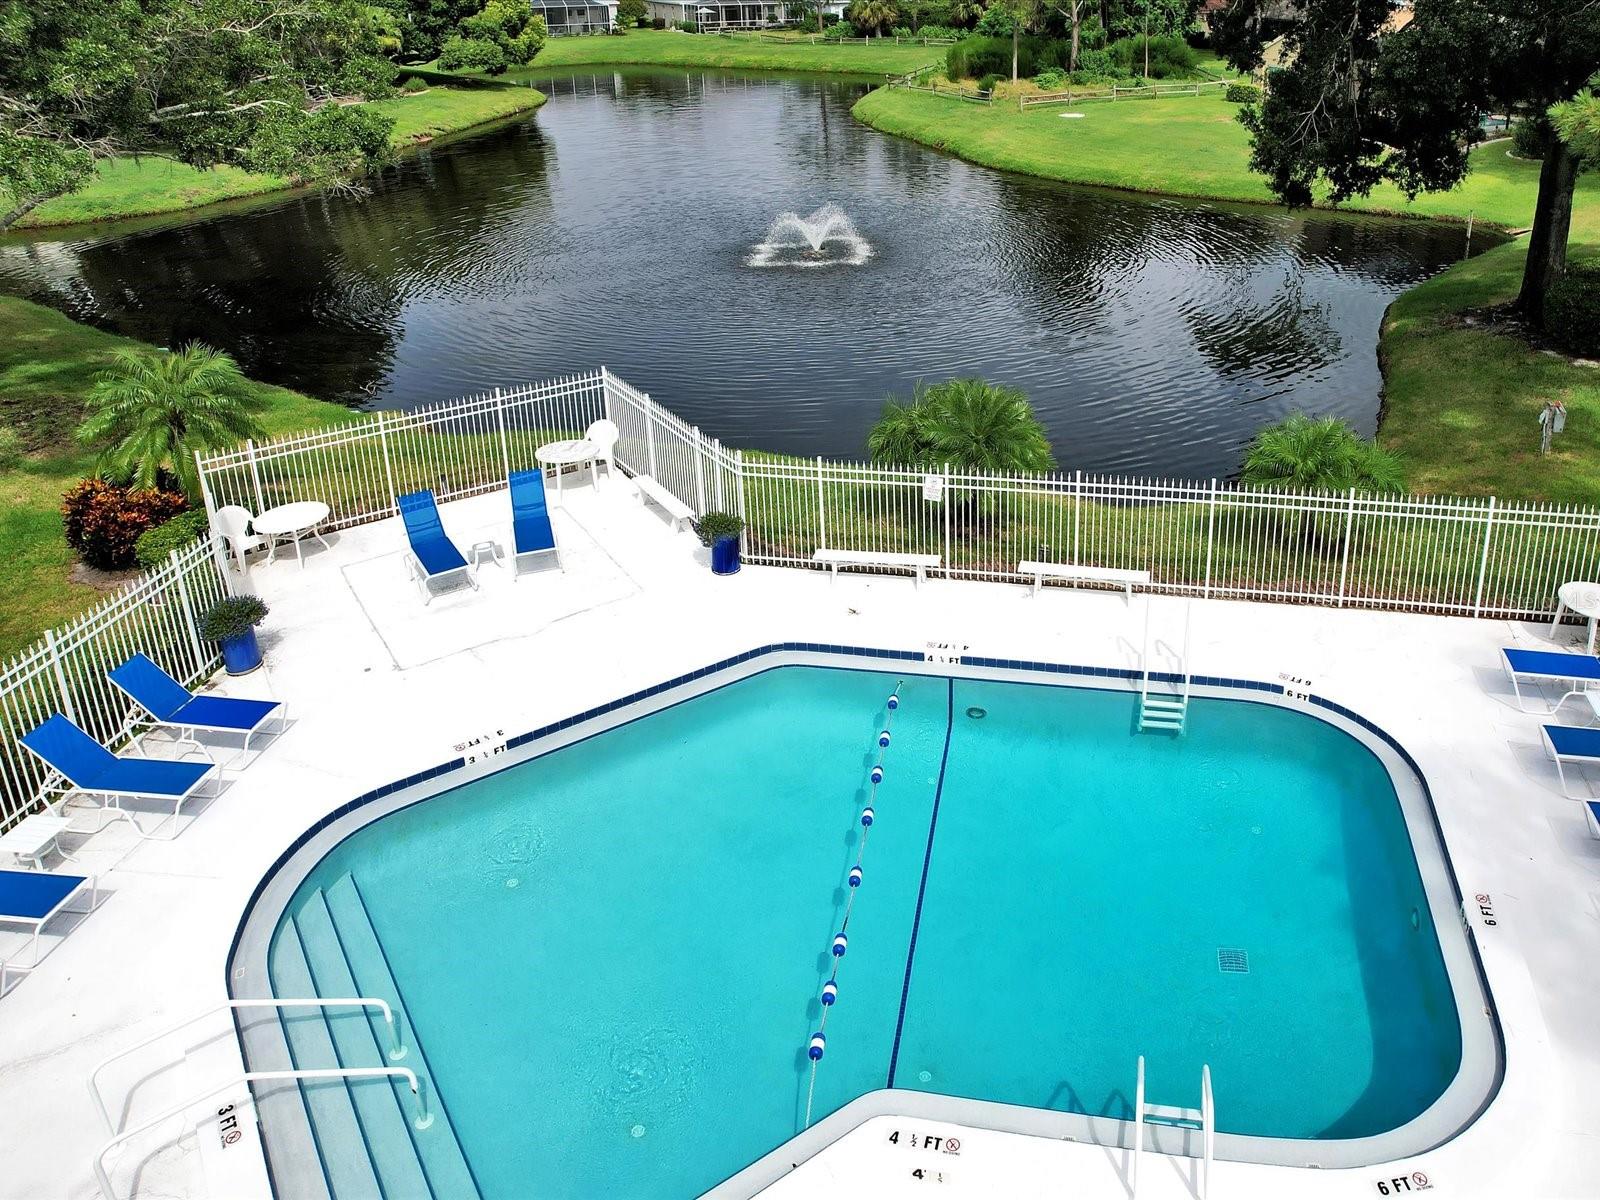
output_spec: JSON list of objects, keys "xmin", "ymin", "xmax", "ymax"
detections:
[{"xmin": 887, "ymin": 1126, "xmax": 963, "ymax": 1185}]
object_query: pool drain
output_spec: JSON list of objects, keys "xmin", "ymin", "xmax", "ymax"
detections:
[
  {"xmin": 631, "ymin": 1125, "xmax": 646, "ymax": 1139},
  {"xmin": 1217, "ymin": 947, "xmax": 1249, "ymax": 973},
  {"xmin": 966, "ymin": 706, "xmax": 987, "ymax": 719}
]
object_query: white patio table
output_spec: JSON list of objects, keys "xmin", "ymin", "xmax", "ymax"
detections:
[
  {"xmin": 255, "ymin": 500, "xmax": 332, "ymax": 568},
  {"xmin": 1553, "ymin": 580, "xmax": 1600, "ymax": 654},
  {"xmin": 535, "ymin": 438, "xmax": 598, "ymax": 505}
]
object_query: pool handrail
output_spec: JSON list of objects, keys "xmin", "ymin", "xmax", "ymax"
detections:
[
  {"xmin": 1132, "ymin": 1055, "xmax": 1213, "ymax": 1199},
  {"xmin": 89, "ymin": 997, "xmax": 405, "ymax": 1134},
  {"xmin": 93, "ymin": 1066, "xmax": 427, "ymax": 1200}
]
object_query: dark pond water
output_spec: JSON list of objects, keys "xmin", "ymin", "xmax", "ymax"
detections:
[{"xmin": 0, "ymin": 69, "xmax": 1490, "ymax": 477}]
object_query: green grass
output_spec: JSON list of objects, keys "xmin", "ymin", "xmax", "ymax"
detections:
[
  {"xmin": 14, "ymin": 85, "xmax": 546, "ymax": 230},
  {"xmin": 852, "ymin": 86, "xmax": 1587, "ymax": 228},
  {"xmin": 0, "ymin": 297, "xmax": 350, "ymax": 659},
  {"xmin": 501, "ymin": 28, "xmax": 943, "ymax": 76}
]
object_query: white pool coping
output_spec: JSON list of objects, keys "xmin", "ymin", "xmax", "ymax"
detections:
[{"xmin": 2, "ymin": 480, "xmax": 1597, "ymax": 1200}]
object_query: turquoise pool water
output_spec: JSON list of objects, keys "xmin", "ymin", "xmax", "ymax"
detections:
[{"xmin": 268, "ymin": 666, "xmax": 1463, "ymax": 1197}]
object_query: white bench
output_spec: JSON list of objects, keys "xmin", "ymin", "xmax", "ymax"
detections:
[
  {"xmin": 633, "ymin": 474, "xmax": 695, "ymax": 532},
  {"xmin": 813, "ymin": 548, "xmax": 941, "ymax": 588},
  {"xmin": 1018, "ymin": 560, "xmax": 1151, "ymax": 601}
]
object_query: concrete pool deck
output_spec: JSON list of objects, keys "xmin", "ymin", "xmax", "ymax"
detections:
[{"xmin": 1, "ymin": 479, "xmax": 1597, "ymax": 1199}]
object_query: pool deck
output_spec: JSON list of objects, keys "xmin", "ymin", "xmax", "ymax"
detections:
[{"xmin": 3, "ymin": 478, "xmax": 1599, "ymax": 1199}]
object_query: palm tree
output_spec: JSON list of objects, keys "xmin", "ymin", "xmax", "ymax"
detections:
[
  {"xmin": 78, "ymin": 343, "xmax": 265, "ymax": 499},
  {"xmin": 846, "ymin": 0, "xmax": 900, "ymax": 34},
  {"xmin": 867, "ymin": 378, "xmax": 1055, "ymax": 473},
  {"xmin": 1241, "ymin": 413, "xmax": 1406, "ymax": 493}
]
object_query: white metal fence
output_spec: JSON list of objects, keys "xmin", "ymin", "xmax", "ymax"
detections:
[
  {"xmin": 6, "ymin": 365, "xmax": 1599, "ymax": 826},
  {"xmin": 0, "ymin": 538, "xmax": 228, "ymax": 829}
]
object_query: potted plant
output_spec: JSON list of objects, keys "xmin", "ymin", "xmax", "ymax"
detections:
[
  {"xmin": 199, "ymin": 595, "xmax": 270, "ymax": 675},
  {"xmin": 694, "ymin": 512, "xmax": 744, "ymax": 575}
]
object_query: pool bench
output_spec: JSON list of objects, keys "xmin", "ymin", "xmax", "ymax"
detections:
[
  {"xmin": 634, "ymin": 475, "xmax": 695, "ymax": 533},
  {"xmin": 1018, "ymin": 560, "xmax": 1151, "ymax": 602},
  {"xmin": 813, "ymin": 548, "xmax": 941, "ymax": 588}
]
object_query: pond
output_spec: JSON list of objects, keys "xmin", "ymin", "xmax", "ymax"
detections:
[{"xmin": 0, "ymin": 69, "xmax": 1488, "ymax": 478}]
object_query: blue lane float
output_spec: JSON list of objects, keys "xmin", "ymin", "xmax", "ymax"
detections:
[{"xmin": 801, "ymin": 680, "xmax": 905, "ymax": 1130}]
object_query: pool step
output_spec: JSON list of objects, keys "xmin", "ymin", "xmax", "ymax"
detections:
[
  {"xmin": 1137, "ymin": 693, "xmax": 1188, "ymax": 733},
  {"xmin": 323, "ymin": 874, "xmax": 481, "ymax": 1200},
  {"xmin": 270, "ymin": 877, "xmax": 481, "ymax": 1200}
]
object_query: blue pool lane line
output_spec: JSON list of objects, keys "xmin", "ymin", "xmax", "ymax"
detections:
[{"xmin": 886, "ymin": 676, "xmax": 956, "ymax": 1089}]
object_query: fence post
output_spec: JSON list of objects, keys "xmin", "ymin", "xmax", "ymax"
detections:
[
  {"xmin": 493, "ymin": 387, "xmax": 511, "ymax": 481},
  {"xmin": 816, "ymin": 457, "xmax": 828, "ymax": 550},
  {"xmin": 195, "ymin": 449, "xmax": 238, "ymax": 598},
  {"xmin": 734, "ymin": 449, "xmax": 748, "ymax": 556},
  {"xmin": 377, "ymin": 411, "xmax": 399, "ymax": 513},
  {"xmin": 1072, "ymin": 470, "xmax": 1082, "ymax": 563},
  {"xmin": 943, "ymin": 464, "xmax": 952, "ymax": 578},
  {"xmin": 645, "ymin": 396, "xmax": 659, "ymax": 479},
  {"xmin": 1472, "ymin": 496, "xmax": 1498, "ymax": 618},
  {"xmin": 600, "ymin": 365, "xmax": 613, "ymax": 425},
  {"xmin": 712, "ymin": 438, "xmax": 726, "ymax": 511},
  {"xmin": 1203, "ymin": 478, "xmax": 1217, "ymax": 599},
  {"xmin": 693, "ymin": 429, "xmax": 708, "ymax": 514},
  {"xmin": 43, "ymin": 629, "xmax": 76, "ymax": 723},
  {"xmin": 245, "ymin": 440, "xmax": 266, "ymax": 516},
  {"xmin": 170, "ymin": 548, "xmax": 209, "ymax": 676},
  {"xmin": 1336, "ymin": 488, "xmax": 1357, "ymax": 606}
]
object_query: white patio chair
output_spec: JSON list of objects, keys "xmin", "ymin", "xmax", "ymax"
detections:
[
  {"xmin": 582, "ymin": 419, "xmax": 619, "ymax": 486},
  {"xmin": 216, "ymin": 505, "xmax": 267, "ymax": 572}
]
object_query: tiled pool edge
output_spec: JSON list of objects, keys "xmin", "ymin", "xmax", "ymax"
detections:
[{"xmin": 225, "ymin": 642, "xmax": 1505, "ymax": 1197}]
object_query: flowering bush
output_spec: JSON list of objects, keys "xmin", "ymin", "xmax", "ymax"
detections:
[{"xmin": 61, "ymin": 478, "xmax": 188, "ymax": 570}]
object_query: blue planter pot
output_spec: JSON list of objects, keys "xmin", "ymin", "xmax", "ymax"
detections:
[
  {"xmin": 220, "ymin": 627, "xmax": 263, "ymax": 675},
  {"xmin": 711, "ymin": 534, "xmax": 741, "ymax": 575}
]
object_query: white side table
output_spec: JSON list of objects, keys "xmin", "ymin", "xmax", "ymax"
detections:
[
  {"xmin": 0, "ymin": 814, "xmax": 73, "ymax": 869},
  {"xmin": 469, "ymin": 540, "xmax": 501, "ymax": 568},
  {"xmin": 535, "ymin": 439, "xmax": 598, "ymax": 505},
  {"xmin": 256, "ymin": 501, "xmax": 332, "ymax": 567},
  {"xmin": 1554, "ymin": 581, "xmax": 1600, "ymax": 654}
]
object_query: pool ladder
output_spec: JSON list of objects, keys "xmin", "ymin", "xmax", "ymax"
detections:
[
  {"xmin": 1137, "ymin": 601, "xmax": 1192, "ymax": 734},
  {"xmin": 1132, "ymin": 1055, "xmax": 1214, "ymax": 1199}
]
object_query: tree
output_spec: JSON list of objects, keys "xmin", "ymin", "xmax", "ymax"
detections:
[
  {"xmin": 1213, "ymin": 0, "xmax": 1600, "ymax": 330},
  {"xmin": 617, "ymin": 0, "xmax": 649, "ymax": 25},
  {"xmin": 999, "ymin": 0, "xmax": 1043, "ymax": 81},
  {"xmin": 1240, "ymin": 413, "xmax": 1405, "ymax": 493},
  {"xmin": 847, "ymin": 0, "xmax": 900, "ymax": 35},
  {"xmin": 439, "ymin": 0, "xmax": 546, "ymax": 71},
  {"xmin": 78, "ymin": 344, "xmax": 266, "ymax": 499},
  {"xmin": 0, "ymin": 1, "xmax": 400, "ymax": 232},
  {"xmin": 867, "ymin": 379, "xmax": 1055, "ymax": 473}
]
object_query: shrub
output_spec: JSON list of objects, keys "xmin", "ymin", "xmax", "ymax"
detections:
[
  {"xmin": 1033, "ymin": 67, "xmax": 1066, "ymax": 89},
  {"xmin": 134, "ymin": 509, "xmax": 211, "ymax": 570},
  {"xmin": 608, "ymin": 18, "xmax": 628, "ymax": 32},
  {"xmin": 399, "ymin": 74, "xmax": 430, "ymax": 93},
  {"xmin": 675, "ymin": 18, "xmax": 696, "ymax": 30},
  {"xmin": 823, "ymin": 19, "xmax": 855, "ymax": 38},
  {"xmin": 62, "ymin": 478, "xmax": 188, "ymax": 571},
  {"xmin": 1224, "ymin": 81, "xmax": 1260, "ymax": 103},
  {"xmin": 868, "ymin": 378, "xmax": 1054, "ymax": 472},
  {"xmin": 1073, "ymin": 47, "xmax": 1113, "ymax": 76},
  {"xmin": 653, "ymin": 15, "xmax": 666, "ymax": 26},
  {"xmin": 198, "ymin": 595, "xmax": 269, "ymax": 643},
  {"xmin": 948, "ymin": 35, "xmax": 1041, "ymax": 79},
  {"xmin": 1546, "ymin": 266, "xmax": 1600, "ymax": 357},
  {"xmin": 1511, "ymin": 117, "xmax": 1551, "ymax": 161},
  {"xmin": 976, "ymin": 71, "xmax": 1002, "ymax": 90},
  {"xmin": 1106, "ymin": 34, "xmax": 1197, "ymax": 78},
  {"xmin": 917, "ymin": 23, "xmax": 960, "ymax": 38},
  {"xmin": 617, "ymin": 0, "xmax": 648, "ymax": 23},
  {"xmin": 439, "ymin": 35, "xmax": 508, "ymax": 73},
  {"xmin": 693, "ymin": 512, "xmax": 745, "ymax": 546}
]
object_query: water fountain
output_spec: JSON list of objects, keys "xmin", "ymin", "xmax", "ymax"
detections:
[{"xmin": 747, "ymin": 203, "xmax": 872, "ymax": 268}]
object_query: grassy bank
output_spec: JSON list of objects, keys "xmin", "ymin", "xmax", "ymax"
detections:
[
  {"xmin": 1379, "ymin": 235, "xmax": 1600, "ymax": 503},
  {"xmin": 503, "ymin": 28, "xmax": 943, "ymax": 76},
  {"xmin": 0, "ymin": 298, "xmax": 349, "ymax": 658},
  {"xmin": 851, "ymin": 86, "xmax": 1585, "ymax": 227},
  {"xmin": 14, "ymin": 85, "xmax": 546, "ymax": 231}
]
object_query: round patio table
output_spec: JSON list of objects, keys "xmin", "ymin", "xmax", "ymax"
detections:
[
  {"xmin": 1553, "ymin": 580, "xmax": 1600, "ymax": 654},
  {"xmin": 255, "ymin": 500, "xmax": 332, "ymax": 568},
  {"xmin": 535, "ymin": 438, "xmax": 597, "ymax": 505}
]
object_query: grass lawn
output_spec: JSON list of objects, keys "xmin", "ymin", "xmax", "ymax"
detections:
[
  {"xmin": 13, "ymin": 85, "xmax": 546, "ymax": 231},
  {"xmin": 0, "ymin": 297, "xmax": 350, "ymax": 659},
  {"xmin": 501, "ymin": 28, "xmax": 943, "ymax": 76},
  {"xmin": 851, "ymin": 86, "xmax": 1584, "ymax": 228}
]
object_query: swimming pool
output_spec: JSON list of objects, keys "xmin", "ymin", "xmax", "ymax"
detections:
[{"xmin": 231, "ymin": 650, "xmax": 1500, "ymax": 1198}]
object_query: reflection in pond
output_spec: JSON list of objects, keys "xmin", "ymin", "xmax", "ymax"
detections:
[{"xmin": 0, "ymin": 69, "xmax": 1489, "ymax": 478}]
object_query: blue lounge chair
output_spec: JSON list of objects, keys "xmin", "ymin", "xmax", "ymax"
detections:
[
  {"xmin": 509, "ymin": 469, "xmax": 562, "ymax": 578},
  {"xmin": 19, "ymin": 714, "xmax": 216, "ymax": 841},
  {"xmin": 1501, "ymin": 648, "xmax": 1600, "ymax": 712},
  {"xmin": 398, "ymin": 490, "xmax": 476, "ymax": 604},
  {"xmin": 0, "ymin": 867, "xmax": 97, "ymax": 968},
  {"xmin": 1541, "ymin": 724, "xmax": 1600, "ymax": 799},
  {"xmin": 108, "ymin": 653, "xmax": 287, "ymax": 766}
]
